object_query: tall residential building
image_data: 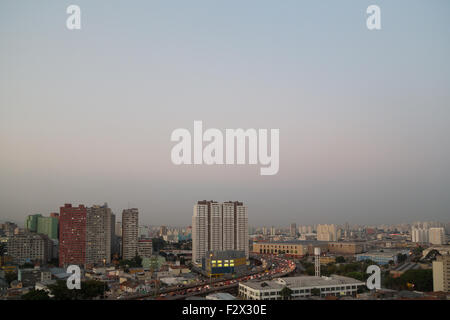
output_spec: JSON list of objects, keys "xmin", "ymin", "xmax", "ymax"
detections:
[
  {"xmin": 192, "ymin": 201, "xmax": 248, "ymax": 263},
  {"xmin": 122, "ymin": 208, "xmax": 139, "ymax": 260},
  {"xmin": 159, "ymin": 226, "xmax": 168, "ymax": 237},
  {"xmin": 111, "ymin": 212, "xmax": 119, "ymax": 256},
  {"xmin": 50, "ymin": 212, "xmax": 59, "ymax": 219},
  {"xmin": 317, "ymin": 224, "xmax": 338, "ymax": 241},
  {"xmin": 411, "ymin": 227, "xmax": 429, "ymax": 243},
  {"xmin": 137, "ymin": 239, "xmax": 153, "ymax": 258},
  {"xmin": 433, "ymin": 255, "xmax": 450, "ymax": 292},
  {"xmin": 429, "ymin": 227, "xmax": 445, "ymax": 245},
  {"xmin": 262, "ymin": 227, "xmax": 268, "ymax": 235},
  {"xmin": 270, "ymin": 226, "xmax": 275, "ymax": 236},
  {"xmin": 139, "ymin": 226, "xmax": 151, "ymax": 239},
  {"xmin": 234, "ymin": 202, "xmax": 249, "ymax": 258},
  {"xmin": 1, "ymin": 222, "xmax": 17, "ymax": 237},
  {"xmin": 59, "ymin": 204, "xmax": 87, "ymax": 267},
  {"xmin": 209, "ymin": 202, "xmax": 223, "ymax": 252},
  {"xmin": 192, "ymin": 201, "xmax": 214, "ymax": 263},
  {"xmin": 222, "ymin": 202, "xmax": 235, "ymax": 251},
  {"xmin": 25, "ymin": 214, "xmax": 41, "ymax": 232},
  {"xmin": 37, "ymin": 216, "xmax": 59, "ymax": 240},
  {"xmin": 86, "ymin": 204, "xmax": 112, "ymax": 265},
  {"xmin": 290, "ymin": 223, "xmax": 297, "ymax": 237},
  {"xmin": 7, "ymin": 232, "xmax": 52, "ymax": 265},
  {"xmin": 26, "ymin": 214, "xmax": 58, "ymax": 239},
  {"xmin": 114, "ymin": 221, "xmax": 122, "ymax": 257},
  {"xmin": 115, "ymin": 221, "xmax": 122, "ymax": 237}
]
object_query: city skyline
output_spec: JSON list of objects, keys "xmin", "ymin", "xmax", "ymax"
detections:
[
  {"xmin": 1, "ymin": 1, "xmax": 450, "ymax": 226},
  {"xmin": 2, "ymin": 199, "xmax": 449, "ymax": 301},
  {"xmin": 1, "ymin": 1, "xmax": 450, "ymax": 308},
  {"xmin": 2, "ymin": 204, "xmax": 449, "ymax": 230}
]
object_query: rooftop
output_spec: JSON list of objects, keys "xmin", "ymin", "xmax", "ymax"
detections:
[{"xmin": 206, "ymin": 293, "xmax": 236, "ymax": 300}]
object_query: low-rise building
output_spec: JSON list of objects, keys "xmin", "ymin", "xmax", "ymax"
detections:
[
  {"xmin": 252, "ymin": 241, "xmax": 328, "ymax": 257},
  {"xmin": 356, "ymin": 250, "xmax": 409, "ymax": 265},
  {"xmin": 328, "ymin": 242, "xmax": 365, "ymax": 255},
  {"xmin": 239, "ymin": 275, "xmax": 364, "ymax": 300},
  {"xmin": 35, "ymin": 279, "xmax": 56, "ymax": 296},
  {"xmin": 320, "ymin": 255, "xmax": 336, "ymax": 265},
  {"xmin": 18, "ymin": 268, "xmax": 51, "ymax": 288},
  {"xmin": 169, "ymin": 265, "xmax": 190, "ymax": 276},
  {"xmin": 137, "ymin": 239, "xmax": 153, "ymax": 258}
]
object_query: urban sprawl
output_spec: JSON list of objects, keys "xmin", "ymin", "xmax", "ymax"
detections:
[{"xmin": 0, "ymin": 201, "xmax": 449, "ymax": 300}]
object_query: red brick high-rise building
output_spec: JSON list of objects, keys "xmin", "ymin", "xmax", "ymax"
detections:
[{"xmin": 59, "ymin": 204, "xmax": 87, "ymax": 267}]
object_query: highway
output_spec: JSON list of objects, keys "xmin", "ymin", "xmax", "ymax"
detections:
[{"xmin": 124, "ymin": 254, "xmax": 296, "ymax": 300}]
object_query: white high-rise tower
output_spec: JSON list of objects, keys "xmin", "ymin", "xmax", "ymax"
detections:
[
  {"xmin": 122, "ymin": 208, "xmax": 139, "ymax": 260},
  {"xmin": 192, "ymin": 200, "xmax": 248, "ymax": 263}
]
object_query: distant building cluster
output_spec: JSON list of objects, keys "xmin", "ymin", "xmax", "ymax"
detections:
[
  {"xmin": 1, "ymin": 205, "xmax": 450, "ymax": 300},
  {"xmin": 411, "ymin": 221, "xmax": 446, "ymax": 245},
  {"xmin": 316, "ymin": 224, "xmax": 339, "ymax": 242}
]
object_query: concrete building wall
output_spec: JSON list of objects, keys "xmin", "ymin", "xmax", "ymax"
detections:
[
  {"xmin": 86, "ymin": 204, "xmax": 112, "ymax": 265},
  {"xmin": 122, "ymin": 208, "xmax": 139, "ymax": 260}
]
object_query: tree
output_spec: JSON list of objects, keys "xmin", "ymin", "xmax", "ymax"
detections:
[
  {"xmin": 20, "ymin": 263, "xmax": 35, "ymax": 269},
  {"xmin": 397, "ymin": 254, "xmax": 408, "ymax": 264},
  {"xmin": 400, "ymin": 269, "xmax": 432, "ymax": 292},
  {"xmin": 412, "ymin": 246, "xmax": 424, "ymax": 256},
  {"xmin": 345, "ymin": 271, "xmax": 366, "ymax": 282},
  {"xmin": 311, "ymin": 288, "xmax": 321, "ymax": 296},
  {"xmin": 133, "ymin": 255, "xmax": 143, "ymax": 267},
  {"xmin": 80, "ymin": 280, "xmax": 107, "ymax": 299},
  {"xmin": 383, "ymin": 269, "xmax": 433, "ymax": 292},
  {"xmin": 48, "ymin": 279, "xmax": 106, "ymax": 300},
  {"xmin": 119, "ymin": 255, "xmax": 142, "ymax": 268},
  {"xmin": 305, "ymin": 265, "xmax": 315, "ymax": 276},
  {"xmin": 335, "ymin": 256, "xmax": 345, "ymax": 263},
  {"xmin": 152, "ymin": 238, "xmax": 166, "ymax": 252},
  {"xmin": 280, "ymin": 286, "xmax": 293, "ymax": 300},
  {"xmin": 5, "ymin": 271, "xmax": 17, "ymax": 285},
  {"xmin": 22, "ymin": 289, "xmax": 50, "ymax": 300},
  {"xmin": 47, "ymin": 280, "xmax": 79, "ymax": 300}
]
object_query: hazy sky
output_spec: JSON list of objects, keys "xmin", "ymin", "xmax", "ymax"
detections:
[{"xmin": 1, "ymin": 0, "xmax": 449, "ymax": 227}]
